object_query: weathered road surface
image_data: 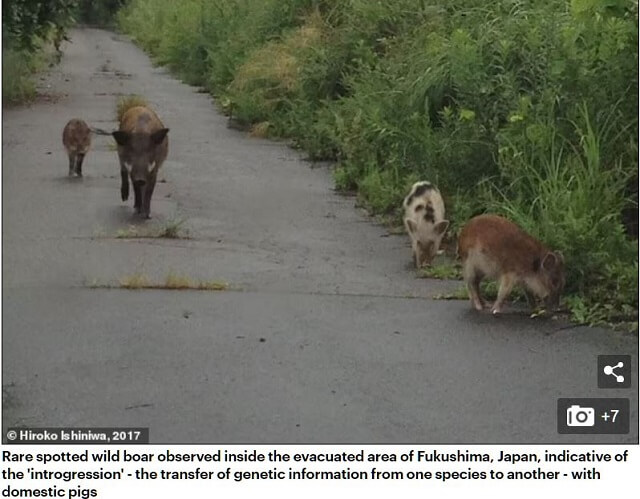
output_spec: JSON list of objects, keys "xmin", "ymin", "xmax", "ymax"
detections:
[{"xmin": 2, "ymin": 29, "xmax": 637, "ymax": 443}]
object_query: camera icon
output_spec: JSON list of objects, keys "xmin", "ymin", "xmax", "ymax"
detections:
[{"xmin": 566, "ymin": 405, "xmax": 595, "ymax": 427}]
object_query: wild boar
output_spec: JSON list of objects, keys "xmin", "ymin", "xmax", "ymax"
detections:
[
  {"xmin": 458, "ymin": 214, "xmax": 565, "ymax": 315},
  {"xmin": 403, "ymin": 181, "xmax": 449, "ymax": 268},
  {"xmin": 62, "ymin": 118, "xmax": 91, "ymax": 177},
  {"xmin": 112, "ymin": 106, "xmax": 169, "ymax": 219}
]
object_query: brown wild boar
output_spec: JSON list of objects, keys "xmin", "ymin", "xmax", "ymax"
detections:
[
  {"xmin": 403, "ymin": 181, "xmax": 449, "ymax": 268},
  {"xmin": 62, "ymin": 118, "xmax": 91, "ymax": 177},
  {"xmin": 112, "ymin": 106, "xmax": 169, "ymax": 219},
  {"xmin": 458, "ymin": 214, "xmax": 565, "ymax": 315}
]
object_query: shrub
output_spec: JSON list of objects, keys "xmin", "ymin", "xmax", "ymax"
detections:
[
  {"xmin": 2, "ymin": 47, "xmax": 39, "ymax": 104},
  {"xmin": 118, "ymin": 0, "xmax": 638, "ymax": 329},
  {"xmin": 485, "ymin": 105, "xmax": 638, "ymax": 326}
]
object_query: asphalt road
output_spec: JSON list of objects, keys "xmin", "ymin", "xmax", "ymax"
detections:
[{"xmin": 2, "ymin": 28, "xmax": 637, "ymax": 444}]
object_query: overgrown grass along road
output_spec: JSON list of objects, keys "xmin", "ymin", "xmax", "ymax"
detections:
[{"xmin": 118, "ymin": 0, "xmax": 638, "ymax": 330}]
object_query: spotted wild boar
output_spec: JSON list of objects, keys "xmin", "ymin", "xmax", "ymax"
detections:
[
  {"xmin": 403, "ymin": 181, "xmax": 449, "ymax": 268},
  {"xmin": 62, "ymin": 118, "xmax": 91, "ymax": 177},
  {"xmin": 112, "ymin": 106, "xmax": 169, "ymax": 219},
  {"xmin": 457, "ymin": 214, "xmax": 565, "ymax": 315}
]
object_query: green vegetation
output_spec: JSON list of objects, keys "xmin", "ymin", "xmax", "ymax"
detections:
[
  {"xmin": 90, "ymin": 273, "xmax": 230, "ymax": 291},
  {"xmin": 118, "ymin": 0, "xmax": 638, "ymax": 330},
  {"xmin": 3, "ymin": 1, "xmax": 76, "ymax": 50},
  {"xmin": 2, "ymin": 1, "xmax": 127, "ymax": 105},
  {"xmin": 432, "ymin": 287, "xmax": 470, "ymax": 301},
  {"xmin": 76, "ymin": 0, "xmax": 127, "ymax": 26},
  {"xmin": 418, "ymin": 261, "xmax": 462, "ymax": 280},
  {"xmin": 2, "ymin": 47, "xmax": 41, "ymax": 104},
  {"xmin": 2, "ymin": 0, "xmax": 76, "ymax": 105}
]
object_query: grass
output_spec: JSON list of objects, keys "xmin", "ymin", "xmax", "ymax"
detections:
[
  {"xmin": 118, "ymin": 0, "xmax": 638, "ymax": 332},
  {"xmin": 432, "ymin": 286, "xmax": 468, "ymax": 301},
  {"xmin": 156, "ymin": 218, "xmax": 187, "ymax": 238},
  {"xmin": 89, "ymin": 272, "xmax": 230, "ymax": 291},
  {"xmin": 164, "ymin": 273, "xmax": 229, "ymax": 290},
  {"xmin": 485, "ymin": 106, "xmax": 638, "ymax": 328},
  {"xmin": 116, "ymin": 94, "xmax": 148, "ymax": 122},
  {"xmin": 113, "ymin": 219, "xmax": 189, "ymax": 239},
  {"xmin": 418, "ymin": 261, "xmax": 462, "ymax": 280},
  {"xmin": 2, "ymin": 47, "xmax": 41, "ymax": 105},
  {"xmin": 118, "ymin": 272, "xmax": 151, "ymax": 289},
  {"xmin": 249, "ymin": 122, "xmax": 271, "ymax": 138}
]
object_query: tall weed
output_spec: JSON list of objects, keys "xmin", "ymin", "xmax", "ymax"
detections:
[
  {"xmin": 2, "ymin": 47, "xmax": 40, "ymax": 104},
  {"xmin": 485, "ymin": 105, "xmax": 637, "ymax": 326},
  {"xmin": 118, "ymin": 0, "xmax": 638, "ymax": 329}
]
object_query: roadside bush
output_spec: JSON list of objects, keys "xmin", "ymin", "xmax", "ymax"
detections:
[
  {"xmin": 118, "ymin": 0, "xmax": 638, "ymax": 329},
  {"xmin": 485, "ymin": 105, "xmax": 638, "ymax": 327},
  {"xmin": 3, "ymin": 0, "xmax": 76, "ymax": 49},
  {"xmin": 2, "ymin": 47, "xmax": 40, "ymax": 104},
  {"xmin": 2, "ymin": 0, "xmax": 77, "ymax": 105},
  {"xmin": 76, "ymin": 0, "xmax": 127, "ymax": 26}
]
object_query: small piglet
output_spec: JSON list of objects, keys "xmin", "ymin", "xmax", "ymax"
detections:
[
  {"xmin": 458, "ymin": 214, "xmax": 565, "ymax": 315},
  {"xmin": 62, "ymin": 118, "xmax": 91, "ymax": 177},
  {"xmin": 403, "ymin": 181, "xmax": 449, "ymax": 268}
]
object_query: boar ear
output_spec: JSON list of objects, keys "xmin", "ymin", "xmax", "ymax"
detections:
[
  {"xmin": 112, "ymin": 131, "xmax": 130, "ymax": 146},
  {"xmin": 405, "ymin": 219, "xmax": 418, "ymax": 233},
  {"xmin": 151, "ymin": 128, "xmax": 169, "ymax": 144},
  {"xmin": 554, "ymin": 251, "xmax": 564, "ymax": 264},
  {"xmin": 541, "ymin": 252, "xmax": 558, "ymax": 272},
  {"xmin": 434, "ymin": 220, "xmax": 449, "ymax": 236}
]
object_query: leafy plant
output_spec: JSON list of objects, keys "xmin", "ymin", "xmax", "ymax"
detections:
[{"xmin": 118, "ymin": 0, "xmax": 638, "ymax": 330}]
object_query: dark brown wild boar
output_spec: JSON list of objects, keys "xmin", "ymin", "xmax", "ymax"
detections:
[
  {"xmin": 112, "ymin": 106, "xmax": 169, "ymax": 219},
  {"xmin": 458, "ymin": 214, "xmax": 565, "ymax": 315},
  {"xmin": 62, "ymin": 118, "xmax": 91, "ymax": 177}
]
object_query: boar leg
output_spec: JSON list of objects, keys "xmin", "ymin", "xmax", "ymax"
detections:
[
  {"xmin": 132, "ymin": 179, "xmax": 143, "ymax": 214},
  {"xmin": 75, "ymin": 153, "xmax": 85, "ymax": 177},
  {"xmin": 468, "ymin": 276, "xmax": 485, "ymax": 311},
  {"xmin": 409, "ymin": 238, "xmax": 420, "ymax": 269},
  {"xmin": 524, "ymin": 289, "xmax": 537, "ymax": 309},
  {"xmin": 463, "ymin": 264, "xmax": 485, "ymax": 311},
  {"xmin": 142, "ymin": 173, "xmax": 157, "ymax": 219},
  {"xmin": 417, "ymin": 248, "xmax": 427, "ymax": 268},
  {"xmin": 120, "ymin": 162, "xmax": 129, "ymax": 201},
  {"xmin": 68, "ymin": 153, "xmax": 76, "ymax": 176},
  {"xmin": 492, "ymin": 274, "xmax": 516, "ymax": 315}
]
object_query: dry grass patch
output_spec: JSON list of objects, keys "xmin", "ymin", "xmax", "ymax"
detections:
[
  {"xmin": 163, "ymin": 272, "xmax": 194, "ymax": 289},
  {"xmin": 88, "ymin": 273, "xmax": 230, "ymax": 291},
  {"xmin": 196, "ymin": 281, "xmax": 230, "ymax": 291},
  {"xmin": 418, "ymin": 262, "xmax": 462, "ymax": 280},
  {"xmin": 249, "ymin": 121, "xmax": 271, "ymax": 138},
  {"xmin": 156, "ymin": 218, "xmax": 187, "ymax": 238},
  {"xmin": 114, "ymin": 219, "xmax": 189, "ymax": 239},
  {"xmin": 229, "ymin": 10, "xmax": 324, "ymax": 111},
  {"xmin": 116, "ymin": 94, "xmax": 148, "ymax": 122},
  {"xmin": 164, "ymin": 273, "xmax": 229, "ymax": 290},
  {"xmin": 119, "ymin": 272, "xmax": 151, "ymax": 289}
]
